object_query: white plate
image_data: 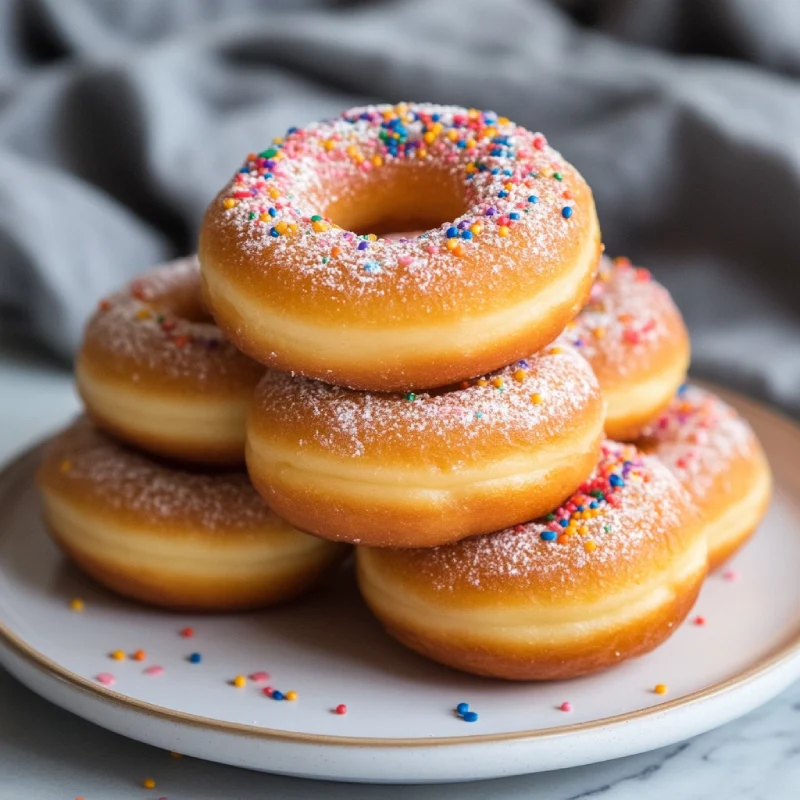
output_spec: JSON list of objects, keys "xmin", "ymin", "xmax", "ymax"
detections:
[{"xmin": 0, "ymin": 386, "xmax": 799, "ymax": 784}]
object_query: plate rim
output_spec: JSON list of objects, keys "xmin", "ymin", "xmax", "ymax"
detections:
[{"xmin": 0, "ymin": 383, "xmax": 798, "ymax": 750}]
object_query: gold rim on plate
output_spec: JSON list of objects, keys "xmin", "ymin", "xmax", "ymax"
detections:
[{"xmin": 0, "ymin": 385, "xmax": 798, "ymax": 749}]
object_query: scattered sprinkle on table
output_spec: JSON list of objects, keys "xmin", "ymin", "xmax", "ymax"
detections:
[
  {"xmin": 285, "ymin": 690, "xmax": 298, "ymax": 701},
  {"xmin": 694, "ymin": 615, "xmax": 706, "ymax": 625},
  {"xmin": 110, "ymin": 649, "xmax": 126, "ymax": 661},
  {"xmin": 272, "ymin": 690, "xmax": 285, "ymax": 701},
  {"xmin": 188, "ymin": 653, "xmax": 202, "ymax": 664},
  {"xmin": 232, "ymin": 675, "xmax": 247, "ymax": 688},
  {"xmin": 170, "ymin": 752, "xmax": 183, "ymax": 759},
  {"xmin": 143, "ymin": 778, "xmax": 156, "ymax": 789},
  {"xmin": 456, "ymin": 702, "xmax": 470, "ymax": 715},
  {"xmin": 144, "ymin": 666, "xmax": 164, "ymax": 677},
  {"xmin": 559, "ymin": 701, "xmax": 572, "ymax": 712},
  {"xmin": 462, "ymin": 711, "xmax": 479, "ymax": 723},
  {"xmin": 132, "ymin": 649, "xmax": 147, "ymax": 661},
  {"xmin": 723, "ymin": 569, "xmax": 740, "ymax": 582},
  {"xmin": 654, "ymin": 683, "xmax": 669, "ymax": 695},
  {"xmin": 70, "ymin": 598, "xmax": 84, "ymax": 612},
  {"xmin": 95, "ymin": 673, "xmax": 116, "ymax": 687},
  {"xmin": 250, "ymin": 671, "xmax": 269, "ymax": 683},
  {"xmin": 180, "ymin": 627, "xmax": 194, "ymax": 638},
  {"xmin": 335, "ymin": 704, "xmax": 347, "ymax": 715}
]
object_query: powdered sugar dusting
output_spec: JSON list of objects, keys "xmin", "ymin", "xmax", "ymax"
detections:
[
  {"xmin": 639, "ymin": 385, "xmax": 756, "ymax": 500},
  {"xmin": 567, "ymin": 256, "xmax": 680, "ymax": 376},
  {"xmin": 85, "ymin": 257, "xmax": 262, "ymax": 386},
  {"xmin": 408, "ymin": 442, "xmax": 692, "ymax": 591},
  {"xmin": 45, "ymin": 422, "xmax": 275, "ymax": 532},
  {"xmin": 254, "ymin": 340, "xmax": 600, "ymax": 463},
  {"xmin": 211, "ymin": 103, "xmax": 585, "ymax": 309}
]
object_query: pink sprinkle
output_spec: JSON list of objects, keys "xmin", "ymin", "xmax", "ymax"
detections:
[
  {"xmin": 693, "ymin": 616, "xmax": 706, "ymax": 626},
  {"xmin": 250, "ymin": 671, "xmax": 270, "ymax": 683},
  {"xmin": 723, "ymin": 569, "xmax": 740, "ymax": 582},
  {"xmin": 96, "ymin": 673, "xmax": 116, "ymax": 687},
  {"xmin": 559, "ymin": 701, "xmax": 572, "ymax": 712},
  {"xmin": 398, "ymin": 255, "xmax": 414, "ymax": 266},
  {"xmin": 144, "ymin": 666, "xmax": 164, "ymax": 676},
  {"xmin": 426, "ymin": 245, "xmax": 437, "ymax": 255}
]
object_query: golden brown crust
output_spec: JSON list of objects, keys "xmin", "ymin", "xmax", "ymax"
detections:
[
  {"xmin": 198, "ymin": 103, "xmax": 602, "ymax": 391},
  {"xmin": 37, "ymin": 420, "xmax": 348, "ymax": 611},
  {"xmin": 356, "ymin": 442, "xmax": 708, "ymax": 680},
  {"xmin": 246, "ymin": 343, "xmax": 605, "ymax": 547}
]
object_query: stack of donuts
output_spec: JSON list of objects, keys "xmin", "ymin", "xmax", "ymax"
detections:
[{"xmin": 38, "ymin": 103, "xmax": 772, "ymax": 680}]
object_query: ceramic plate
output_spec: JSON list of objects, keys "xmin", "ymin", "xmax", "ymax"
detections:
[{"xmin": 1, "ymin": 387, "xmax": 799, "ymax": 784}]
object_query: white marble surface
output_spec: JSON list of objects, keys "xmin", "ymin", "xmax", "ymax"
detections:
[{"xmin": 2, "ymin": 321, "xmax": 800, "ymax": 799}]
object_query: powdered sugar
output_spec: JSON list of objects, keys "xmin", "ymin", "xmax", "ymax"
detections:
[
  {"xmin": 639, "ymin": 385, "xmax": 756, "ymax": 500},
  {"xmin": 254, "ymin": 341, "xmax": 600, "ymax": 463}
]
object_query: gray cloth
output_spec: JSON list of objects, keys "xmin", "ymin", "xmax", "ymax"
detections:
[{"xmin": 1, "ymin": 0, "xmax": 799, "ymax": 414}]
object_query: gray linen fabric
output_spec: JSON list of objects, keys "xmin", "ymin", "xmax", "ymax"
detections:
[{"xmin": 1, "ymin": 0, "xmax": 798, "ymax": 413}]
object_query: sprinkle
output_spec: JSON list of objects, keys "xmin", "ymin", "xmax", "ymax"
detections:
[
  {"xmin": 233, "ymin": 675, "xmax": 247, "ymax": 688},
  {"xmin": 513, "ymin": 369, "xmax": 527, "ymax": 382},
  {"xmin": 262, "ymin": 687, "xmax": 274, "ymax": 697},
  {"xmin": 462, "ymin": 711, "xmax": 479, "ymax": 723},
  {"xmin": 559, "ymin": 702, "xmax": 572, "ymax": 712},
  {"xmin": 132, "ymin": 649, "xmax": 147, "ymax": 662},
  {"xmin": 144, "ymin": 666, "xmax": 164, "ymax": 676},
  {"xmin": 180, "ymin": 627, "xmax": 194, "ymax": 638},
  {"xmin": 540, "ymin": 530, "xmax": 557, "ymax": 542},
  {"xmin": 723, "ymin": 569, "xmax": 740, "ymax": 582},
  {"xmin": 170, "ymin": 752, "xmax": 183, "ymax": 759},
  {"xmin": 110, "ymin": 650, "xmax": 126, "ymax": 661},
  {"xmin": 530, "ymin": 393, "xmax": 543, "ymax": 404},
  {"xmin": 584, "ymin": 540, "xmax": 597, "ymax": 552},
  {"xmin": 553, "ymin": 172, "xmax": 563, "ymax": 181},
  {"xmin": 561, "ymin": 206, "xmax": 573, "ymax": 219},
  {"xmin": 654, "ymin": 684, "xmax": 668, "ymax": 695},
  {"xmin": 272, "ymin": 690, "xmax": 285, "ymax": 701},
  {"xmin": 143, "ymin": 778, "xmax": 156, "ymax": 790},
  {"xmin": 405, "ymin": 392, "xmax": 417, "ymax": 401},
  {"xmin": 69, "ymin": 598, "xmax": 84, "ymax": 612},
  {"xmin": 250, "ymin": 671, "xmax": 270, "ymax": 683},
  {"xmin": 693, "ymin": 616, "xmax": 706, "ymax": 626},
  {"xmin": 95, "ymin": 673, "xmax": 116, "ymax": 687},
  {"xmin": 456, "ymin": 702, "xmax": 470, "ymax": 715},
  {"xmin": 335, "ymin": 704, "xmax": 348, "ymax": 715},
  {"xmin": 285, "ymin": 690, "xmax": 298, "ymax": 701},
  {"xmin": 188, "ymin": 653, "xmax": 202, "ymax": 664}
]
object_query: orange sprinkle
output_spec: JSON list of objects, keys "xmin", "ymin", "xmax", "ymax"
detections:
[
  {"xmin": 446, "ymin": 239, "xmax": 459, "ymax": 251},
  {"xmin": 452, "ymin": 243, "xmax": 466, "ymax": 257},
  {"xmin": 477, "ymin": 378, "xmax": 489, "ymax": 387},
  {"xmin": 557, "ymin": 534, "xmax": 571, "ymax": 545},
  {"xmin": 549, "ymin": 347, "xmax": 563, "ymax": 355},
  {"xmin": 330, "ymin": 246, "xmax": 341, "ymax": 257},
  {"xmin": 173, "ymin": 335, "xmax": 191, "ymax": 349},
  {"xmin": 491, "ymin": 377, "xmax": 505, "ymax": 388},
  {"xmin": 372, "ymin": 155, "xmax": 383, "ymax": 167},
  {"xmin": 531, "ymin": 393, "xmax": 543, "ymax": 405},
  {"xmin": 69, "ymin": 598, "xmax": 84, "ymax": 612},
  {"xmin": 654, "ymin": 683, "xmax": 668, "ymax": 695},
  {"xmin": 593, "ymin": 327, "xmax": 606, "ymax": 339},
  {"xmin": 513, "ymin": 368, "xmax": 527, "ymax": 382},
  {"xmin": 143, "ymin": 778, "xmax": 156, "ymax": 790},
  {"xmin": 132, "ymin": 649, "xmax": 146, "ymax": 662},
  {"xmin": 618, "ymin": 313, "xmax": 633, "ymax": 324}
]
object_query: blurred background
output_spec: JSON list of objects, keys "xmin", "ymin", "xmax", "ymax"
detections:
[{"xmin": 1, "ymin": 0, "xmax": 799, "ymax": 413}]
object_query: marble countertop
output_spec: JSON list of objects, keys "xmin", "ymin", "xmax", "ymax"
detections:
[{"xmin": 2, "ymin": 323, "xmax": 799, "ymax": 799}]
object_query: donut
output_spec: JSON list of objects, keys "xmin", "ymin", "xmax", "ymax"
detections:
[
  {"xmin": 638, "ymin": 384, "xmax": 771, "ymax": 569},
  {"xmin": 357, "ymin": 441, "xmax": 707, "ymax": 680},
  {"xmin": 37, "ymin": 421, "xmax": 348, "ymax": 611},
  {"xmin": 199, "ymin": 103, "xmax": 602, "ymax": 391},
  {"xmin": 77, "ymin": 257, "xmax": 264, "ymax": 464},
  {"xmin": 565, "ymin": 256, "xmax": 690, "ymax": 440},
  {"xmin": 247, "ymin": 342, "xmax": 605, "ymax": 548}
]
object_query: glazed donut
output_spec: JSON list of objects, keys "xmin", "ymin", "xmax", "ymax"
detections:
[
  {"xmin": 638, "ymin": 385, "xmax": 771, "ymax": 569},
  {"xmin": 77, "ymin": 257, "xmax": 264, "ymax": 465},
  {"xmin": 199, "ymin": 103, "xmax": 602, "ymax": 391},
  {"xmin": 37, "ymin": 420, "xmax": 348, "ymax": 611},
  {"xmin": 357, "ymin": 441, "xmax": 707, "ymax": 680},
  {"xmin": 247, "ymin": 342, "xmax": 605, "ymax": 548},
  {"xmin": 565, "ymin": 256, "xmax": 690, "ymax": 440}
]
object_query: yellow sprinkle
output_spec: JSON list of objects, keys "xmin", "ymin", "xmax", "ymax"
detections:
[
  {"xmin": 549, "ymin": 347, "xmax": 563, "ymax": 355},
  {"xmin": 69, "ymin": 598, "xmax": 84, "ymax": 612},
  {"xmin": 654, "ymin": 683, "xmax": 668, "ymax": 695},
  {"xmin": 367, "ymin": 233, "xmax": 377, "ymax": 241},
  {"xmin": 417, "ymin": 148, "xmax": 428, "ymax": 159},
  {"xmin": 477, "ymin": 378, "xmax": 488, "ymax": 387},
  {"xmin": 60, "ymin": 460, "xmax": 72, "ymax": 474},
  {"xmin": 470, "ymin": 223, "xmax": 482, "ymax": 236},
  {"xmin": 312, "ymin": 220, "xmax": 329, "ymax": 233},
  {"xmin": 513, "ymin": 368, "xmax": 527, "ymax": 383},
  {"xmin": 135, "ymin": 308, "xmax": 151, "ymax": 320},
  {"xmin": 323, "ymin": 139, "xmax": 336, "ymax": 151},
  {"xmin": 222, "ymin": 198, "xmax": 237, "ymax": 210},
  {"xmin": 260, "ymin": 213, "xmax": 270, "ymax": 223},
  {"xmin": 233, "ymin": 675, "xmax": 246, "ymax": 688},
  {"xmin": 423, "ymin": 131, "xmax": 436, "ymax": 145},
  {"xmin": 447, "ymin": 129, "xmax": 459, "ymax": 141},
  {"xmin": 432, "ymin": 122, "xmax": 443, "ymax": 134},
  {"xmin": 484, "ymin": 127, "xmax": 496, "ymax": 139},
  {"xmin": 468, "ymin": 108, "xmax": 480, "ymax": 119},
  {"xmin": 170, "ymin": 752, "xmax": 183, "ymax": 759},
  {"xmin": 491, "ymin": 377, "xmax": 504, "ymax": 388},
  {"xmin": 531, "ymin": 393, "xmax": 543, "ymax": 405},
  {"xmin": 372, "ymin": 155, "xmax": 383, "ymax": 167},
  {"xmin": 446, "ymin": 239, "xmax": 459, "ymax": 251},
  {"xmin": 352, "ymin": 153, "xmax": 364, "ymax": 164},
  {"xmin": 593, "ymin": 327, "xmax": 606, "ymax": 339},
  {"xmin": 466, "ymin": 163, "xmax": 477, "ymax": 174},
  {"xmin": 143, "ymin": 778, "xmax": 156, "ymax": 790},
  {"xmin": 504, "ymin": 182, "xmax": 513, "ymax": 191},
  {"xmin": 111, "ymin": 650, "xmax": 126, "ymax": 661},
  {"xmin": 498, "ymin": 116, "xmax": 510, "ymax": 126},
  {"xmin": 579, "ymin": 525, "xmax": 588, "ymax": 535},
  {"xmin": 285, "ymin": 690, "xmax": 298, "ymax": 701},
  {"xmin": 498, "ymin": 226, "xmax": 510, "ymax": 237},
  {"xmin": 584, "ymin": 540, "xmax": 597, "ymax": 553},
  {"xmin": 275, "ymin": 220, "xmax": 289, "ymax": 234},
  {"xmin": 272, "ymin": 137, "xmax": 284, "ymax": 144},
  {"xmin": 466, "ymin": 138, "xmax": 477, "ymax": 149},
  {"xmin": 268, "ymin": 187, "xmax": 280, "ymax": 199},
  {"xmin": 288, "ymin": 222, "xmax": 298, "ymax": 235}
]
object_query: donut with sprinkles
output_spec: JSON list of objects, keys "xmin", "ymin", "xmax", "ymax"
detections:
[
  {"xmin": 567, "ymin": 255, "xmax": 690, "ymax": 440},
  {"xmin": 638, "ymin": 384, "xmax": 771, "ymax": 569},
  {"xmin": 37, "ymin": 419, "xmax": 348, "ymax": 611},
  {"xmin": 199, "ymin": 103, "xmax": 602, "ymax": 391},
  {"xmin": 357, "ymin": 441, "xmax": 707, "ymax": 680},
  {"xmin": 78, "ymin": 257, "xmax": 264, "ymax": 464},
  {"xmin": 246, "ymin": 341, "xmax": 605, "ymax": 548}
]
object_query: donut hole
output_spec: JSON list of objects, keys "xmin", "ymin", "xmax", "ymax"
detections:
[{"xmin": 322, "ymin": 165, "xmax": 467, "ymax": 238}]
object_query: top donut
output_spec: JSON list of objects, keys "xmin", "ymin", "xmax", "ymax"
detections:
[{"xmin": 200, "ymin": 103, "xmax": 602, "ymax": 391}]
